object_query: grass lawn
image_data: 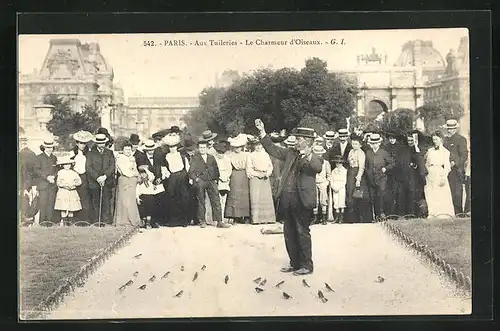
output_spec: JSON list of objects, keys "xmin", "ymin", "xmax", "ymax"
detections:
[
  {"xmin": 19, "ymin": 226, "xmax": 131, "ymax": 316},
  {"xmin": 387, "ymin": 218, "xmax": 471, "ymax": 280}
]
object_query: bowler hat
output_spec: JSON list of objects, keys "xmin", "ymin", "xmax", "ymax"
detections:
[
  {"xmin": 292, "ymin": 127, "xmax": 316, "ymax": 139},
  {"xmin": 214, "ymin": 140, "xmax": 230, "ymax": 153},
  {"xmin": 182, "ymin": 138, "xmax": 197, "ymax": 151},
  {"xmin": 129, "ymin": 134, "xmax": 140, "ymax": 145}
]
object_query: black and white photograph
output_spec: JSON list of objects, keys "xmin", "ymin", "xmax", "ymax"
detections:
[{"xmin": 18, "ymin": 27, "xmax": 473, "ymax": 319}]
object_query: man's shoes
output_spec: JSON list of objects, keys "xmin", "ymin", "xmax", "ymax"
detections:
[
  {"xmin": 217, "ymin": 222, "xmax": 231, "ymax": 228},
  {"xmin": 293, "ymin": 268, "xmax": 313, "ymax": 276},
  {"xmin": 280, "ymin": 266, "xmax": 296, "ymax": 273},
  {"xmin": 200, "ymin": 222, "xmax": 207, "ymax": 228}
]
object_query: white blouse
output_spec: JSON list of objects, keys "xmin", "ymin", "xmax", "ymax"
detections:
[
  {"xmin": 72, "ymin": 150, "xmax": 86, "ymax": 175},
  {"xmin": 246, "ymin": 150, "xmax": 273, "ymax": 178},
  {"xmin": 116, "ymin": 154, "xmax": 139, "ymax": 178},
  {"xmin": 165, "ymin": 151, "xmax": 189, "ymax": 173}
]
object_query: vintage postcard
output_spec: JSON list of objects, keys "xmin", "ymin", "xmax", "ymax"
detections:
[{"xmin": 18, "ymin": 28, "xmax": 471, "ymax": 320}]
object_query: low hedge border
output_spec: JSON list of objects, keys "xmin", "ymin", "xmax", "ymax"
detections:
[
  {"xmin": 380, "ymin": 219, "xmax": 472, "ymax": 294},
  {"xmin": 23, "ymin": 225, "xmax": 140, "ymax": 320}
]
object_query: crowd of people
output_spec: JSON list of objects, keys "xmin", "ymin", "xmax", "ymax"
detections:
[{"xmin": 19, "ymin": 118, "xmax": 470, "ymax": 231}]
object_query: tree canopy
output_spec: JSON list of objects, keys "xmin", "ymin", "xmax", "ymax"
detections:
[
  {"xmin": 45, "ymin": 94, "xmax": 101, "ymax": 150},
  {"xmin": 183, "ymin": 58, "xmax": 358, "ymax": 137},
  {"xmin": 416, "ymin": 101, "xmax": 464, "ymax": 134}
]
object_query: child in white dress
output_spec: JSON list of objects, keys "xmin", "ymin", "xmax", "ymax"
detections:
[
  {"xmin": 330, "ymin": 155, "xmax": 348, "ymax": 223},
  {"xmin": 54, "ymin": 156, "xmax": 82, "ymax": 225},
  {"xmin": 313, "ymin": 145, "xmax": 331, "ymax": 224}
]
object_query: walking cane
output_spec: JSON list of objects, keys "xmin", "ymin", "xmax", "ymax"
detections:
[{"xmin": 98, "ymin": 184, "xmax": 103, "ymax": 227}]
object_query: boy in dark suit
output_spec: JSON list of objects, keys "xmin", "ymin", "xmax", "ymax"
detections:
[
  {"xmin": 255, "ymin": 119, "xmax": 323, "ymax": 276},
  {"xmin": 188, "ymin": 140, "xmax": 230, "ymax": 229},
  {"xmin": 85, "ymin": 134, "xmax": 116, "ymax": 225}
]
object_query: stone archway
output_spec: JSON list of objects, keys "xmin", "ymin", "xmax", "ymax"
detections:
[{"xmin": 367, "ymin": 99, "xmax": 388, "ymax": 119}]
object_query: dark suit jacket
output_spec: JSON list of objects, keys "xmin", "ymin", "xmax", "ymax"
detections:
[
  {"xmin": 137, "ymin": 151, "xmax": 155, "ymax": 174},
  {"xmin": 85, "ymin": 147, "xmax": 116, "ymax": 188},
  {"xmin": 365, "ymin": 147, "xmax": 395, "ymax": 186},
  {"xmin": 444, "ymin": 133, "xmax": 468, "ymax": 172},
  {"xmin": 326, "ymin": 140, "xmax": 352, "ymax": 165},
  {"xmin": 261, "ymin": 135, "xmax": 323, "ymax": 210},
  {"xmin": 152, "ymin": 146, "xmax": 169, "ymax": 181},
  {"xmin": 34, "ymin": 152, "xmax": 58, "ymax": 191},
  {"xmin": 19, "ymin": 147, "xmax": 38, "ymax": 191},
  {"xmin": 133, "ymin": 150, "xmax": 147, "ymax": 169},
  {"xmin": 188, "ymin": 153, "xmax": 220, "ymax": 182}
]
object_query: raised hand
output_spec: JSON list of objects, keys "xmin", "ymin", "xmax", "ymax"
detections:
[{"xmin": 254, "ymin": 119, "xmax": 265, "ymax": 133}]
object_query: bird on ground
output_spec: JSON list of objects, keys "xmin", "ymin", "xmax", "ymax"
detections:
[
  {"xmin": 255, "ymin": 287, "xmax": 264, "ymax": 293},
  {"xmin": 139, "ymin": 284, "xmax": 147, "ymax": 290},
  {"xmin": 275, "ymin": 280, "xmax": 285, "ymax": 288},
  {"xmin": 192, "ymin": 272, "xmax": 198, "ymax": 281},
  {"xmin": 125, "ymin": 280, "xmax": 133, "ymax": 286},
  {"xmin": 133, "ymin": 271, "xmax": 139, "ymax": 277},
  {"xmin": 318, "ymin": 290, "xmax": 328, "ymax": 303},
  {"xmin": 259, "ymin": 278, "xmax": 267, "ymax": 286},
  {"xmin": 201, "ymin": 265, "xmax": 206, "ymax": 271},
  {"xmin": 325, "ymin": 283, "xmax": 334, "ymax": 292},
  {"xmin": 181, "ymin": 265, "xmax": 185, "ymax": 271},
  {"xmin": 161, "ymin": 271, "xmax": 170, "ymax": 279},
  {"xmin": 174, "ymin": 290, "xmax": 184, "ymax": 298},
  {"xmin": 118, "ymin": 285, "xmax": 127, "ymax": 292},
  {"xmin": 133, "ymin": 253, "xmax": 142, "ymax": 259},
  {"xmin": 253, "ymin": 277, "xmax": 262, "ymax": 284},
  {"xmin": 224, "ymin": 275, "xmax": 229, "ymax": 284},
  {"xmin": 282, "ymin": 292, "xmax": 292, "ymax": 299},
  {"xmin": 148, "ymin": 275, "xmax": 156, "ymax": 282},
  {"xmin": 375, "ymin": 276, "xmax": 385, "ymax": 283},
  {"xmin": 302, "ymin": 279, "xmax": 311, "ymax": 288}
]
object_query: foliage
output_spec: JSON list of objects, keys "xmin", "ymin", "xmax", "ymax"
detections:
[
  {"xmin": 45, "ymin": 94, "xmax": 101, "ymax": 150},
  {"xmin": 182, "ymin": 87, "xmax": 227, "ymax": 137},
  {"xmin": 380, "ymin": 108, "xmax": 416, "ymax": 136},
  {"xmin": 298, "ymin": 115, "xmax": 330, "ymax": 137},
  {"xmin": 349, "ymin": 115, "xmax": 380, "ymax": 133},
  {"xmin": 113, "ymin": 136, "xmax": 130, "ymax": 151},
  {"xmin": 184, "ymin": 58, "xmax": 358, "ymax": 136},
  {"xmin": 416, "ymin": 101, "xmax": 464, "ymax": 134}
]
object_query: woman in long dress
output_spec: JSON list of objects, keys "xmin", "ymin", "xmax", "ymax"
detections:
[
  {"xmin": 70, "ymin": 130, "xmax": 93, "ymax": 222},
  {"xmin": 246, "ymin": 139, "xmax": 276, "ymax": 224},
  {"xmin": 424, "ymin": 131, "xmax": 455, "ymax": 218},
  {"xmin": 113, "ymin": 142, "xmax": 142, "ymax": 227},
  {"xmin": 163, "ymin": 134, "xmax": 192, "ymax": 227},
  {"xmin": 345, "ymin": 135, "xmax": 373, "ymax": 223},
  {"xmin": 224, "ymin": 134, "xmax": 251, "ymax": 223}
]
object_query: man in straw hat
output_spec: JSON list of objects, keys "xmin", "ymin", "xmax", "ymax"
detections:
[
  {"xmin": 85, "ymin": 133, "xmax": 116, "ymax": 225},
  {"xmin": 326, "ymin": 128, "xmax": 352, "ymax": 166},
  {"xmin": 365, "ymin": 132, "xmax": 395, "ymax": 221},
  {"xmin": 19, "ymin": 128, "xmax": 39, "ymax": 225},
  {"xmin": 323, "ymin": 130, "xmax": 336, "ymax": 150},
  {"xmin": 199, "ymin": 129, "xmax": 218, "ymax": 155},
  {"xmin": 34, "ymin": 137, "xmax": 58, "ymax": 224},
  {"xmin": 443, "ymin": 119, "xmax": 468, "ymax": 215},
  {"xmin": 255, "ymin": 119, "xmax": 323, "ymax": 276}
]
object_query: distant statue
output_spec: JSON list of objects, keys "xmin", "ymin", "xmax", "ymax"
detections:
[{"xmin": 445, "ymin": 49, "xmax": 457, "ymax": 75}]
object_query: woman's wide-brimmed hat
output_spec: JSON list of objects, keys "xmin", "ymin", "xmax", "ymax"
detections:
[
  {"xmin": 368, "ymin": 133, "xmax": 383, "ymax": 143},
  {"xmin": 129, "ymin": 133, "xmax": 141, "ymax": 145},
  {"xmin": 56, "ymin": 155, "xmax": 75, "ymax": 166},
  {"xmin": 162, "ymin": 134, "xmax": 181, "ymax": 147},
  {"xmin": 229, "ymin": 134, "xmax": 247, "ymax": 148},
  {"xmin": 312, "ymin": 145, "xmax": 326, "ymax": 154},
  {"xmin": 444, "ymin": 119, "xmax": 459, "ymax": 129},
  {"xmin": 41, "ymin": 137, "xmax": 57, "ymax": 148},
  {"xmin": 199, "ymin": 130, "xmax": 218, "ymax": 142},
  {"xmin": 213, "ymin": 140, "xmax": 230, "ymax": 153},
  {"xmin": 284, "ymin": 135, "xmax": 297, "ymax": 146},
  {"xmin": 73, "ymin": 130, "xmax": 93, "ymax": 143},
  {"xmin": 93, "ymin": 133, "xmax": 109, "ymax": 144},
  {"xmin": 337, "ymin": 128, "xmax": 349, "ymax": 138},
  {"xmin": 142, "ymin": 139, "xmax": 156, "ymax": 151},
  {"xmin": 293, "ymin": 127, "xmax": 316, "ymax": 139},
  {"xmin": 152, "ymin": 129, "xmax": 170, "ymax": 141},
  {"xmin": 323, "ymin": 130, "xmax": 336, "ymax": 139}
]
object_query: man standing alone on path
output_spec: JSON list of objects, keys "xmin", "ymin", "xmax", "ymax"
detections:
[
  {"xmin": 443, "ymin": 119, "xmax": 468, "ymax": 215},
  {"xmin": 255, "ymin": 119, "xmax": 323, "ymax": 276}
]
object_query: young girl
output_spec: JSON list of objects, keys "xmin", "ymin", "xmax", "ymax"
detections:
[
  {"xmin": 54, "ymin": 156, "xmax": 82, "ymax": 225},
  {"xmin": 330, "ymin": 155, "xmax": 348, "ymax": 223},
  {"xmin": 312, "ymin": 145, "xmax": 331, "ymax": 224}
]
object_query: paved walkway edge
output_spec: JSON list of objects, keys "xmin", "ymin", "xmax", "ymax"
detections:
[
  {"xmin": 381, "ymin": 221, "xmax": 472, "ymax": 293},
  {"xmin": 23, "ymin": 226, "xmax": 140, "ymax": 320}
]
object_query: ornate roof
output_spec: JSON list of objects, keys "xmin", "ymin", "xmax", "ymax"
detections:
[{"xmin": 394, "ymin": 40, "xmax": 445, "ymax": 74}]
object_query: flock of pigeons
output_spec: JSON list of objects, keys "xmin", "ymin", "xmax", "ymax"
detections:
[{"xmin": 115, "ymin": 253, "xmax": 386, "ymax": 304}]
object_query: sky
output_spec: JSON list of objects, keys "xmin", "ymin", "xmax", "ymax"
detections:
[{"xmin": 18, "ymin": 28, "xmax": 468, "ymax": 99}]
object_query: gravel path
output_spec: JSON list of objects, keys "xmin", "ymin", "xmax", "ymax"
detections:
[{"xmin": 45, "ymin": 223, "xmax": 471, "ymax": 319}]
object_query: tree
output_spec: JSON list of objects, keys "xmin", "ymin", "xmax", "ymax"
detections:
[
  {"xmin": 182, "ymin": 87, "xmax": 227, "ymax": 137},
  {"xmin": 416, "ymin": 101, "xmax": 464, "ymax": 134},
  {"xmin": 184, "ymin": 58, "xmax": 358, "ymax": 136},
  {"xmin": 380, "ymin": 108, "xmax": 416, "ymax": 136},
  {"xmin": 45, "ymin": 94, "xmax": 101, "ymax": 150}
]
